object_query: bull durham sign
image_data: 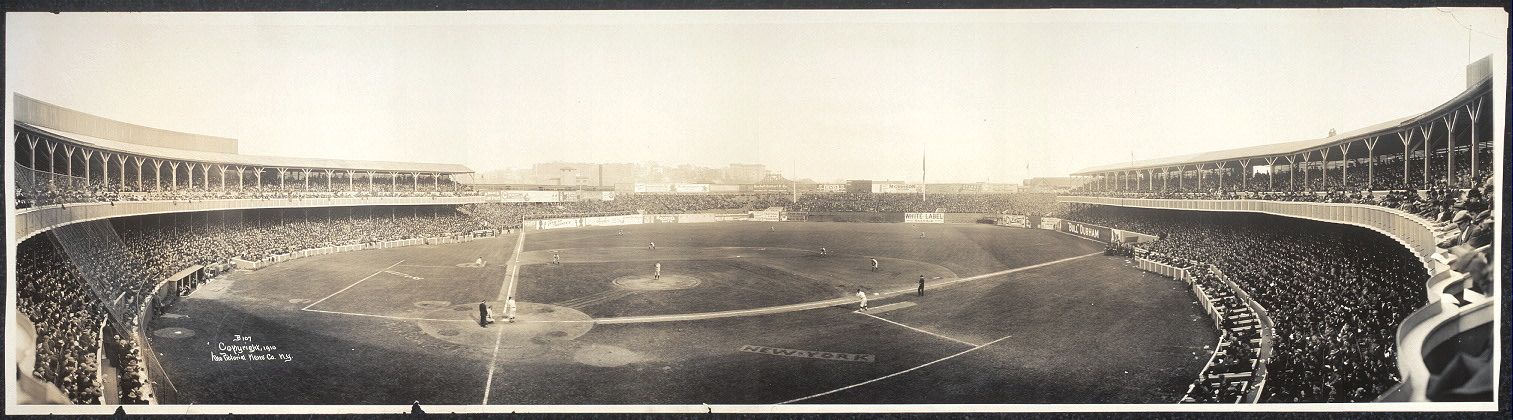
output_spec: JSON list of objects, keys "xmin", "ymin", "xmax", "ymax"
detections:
[{"xmin": 739, "ymin": 345, "xmax": 875, "ymax": 362}]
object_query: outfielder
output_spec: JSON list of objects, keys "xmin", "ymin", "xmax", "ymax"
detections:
[
  {"xmin": 871, "ymin": 258, "xmax": 880, "ymax": 272},
  {"xmin": 654, "ymin": 262, "xmax": 662, "ymax": 280}
]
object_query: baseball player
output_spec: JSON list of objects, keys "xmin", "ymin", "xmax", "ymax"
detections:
[
  {"xmin": 504, "ymin": 297, "xmax": 518, "ymax": 323},
  {"xmin": 819, "ymin": 247, "xmax": 827, "ymax": 256},
  {"xmin": 654, "ymin": 262, "xmax": 662, "ymax": 280},
  {"xmin": 871, "ymin": 258, "xmax": 880, "ymax": 272},
  {"xmin": 552, "ymin": 250, "xmax": 561, "ymax": 265},
  {"xmin": 648, "ymin": 241, "xmax": 656, "ymax": 250},
  {"xmin": 856, "ymin": 289, "xmax": 869, "ymax": 311},
  {"xmin": 918, "ymin": 275, "xmax": 926, "ymax": 296}
]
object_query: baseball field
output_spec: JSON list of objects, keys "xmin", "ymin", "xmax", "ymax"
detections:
[{"xmin": 144, "ymin": 221, "xmax": 1217, "ymax": 405}]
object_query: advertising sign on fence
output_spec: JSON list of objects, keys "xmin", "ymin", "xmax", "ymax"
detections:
[
  {"xmin": 583, "ymin": 214, "xmax": 642, "ymax": 227},
  {"xmin": 635, "ymin": 183, "xmax": 672, "ymax": 193},
  {"xmin": 1038, "ymin": 217, "xmax": 1061, "ymax": 230},
  {"xmin": 751, "ymin": 209, "xmax": 783, "ymax": 222},
  {"xmin": 904, "ymin": 212, "xmax": 945, "ymax": 224},
  {"xmin": 502, "ymin": 191, "xmax": 562, "ymax": 203},
  {"xmin": 677, "ymin": 213, "xmax": 717, "ymax": 224},
  {"xmin": 1063, "ymin": 221, "xmax": 1111, "ymax": 241},
  {"xmin": 674, "ymin": 184, "xmax": 710, "ymax": 193},
  {"xmin": 539, "ymin": 218, "xmax": 582, "ymax": 229},
  {"xmin": 715, "ymin": 214, "xmax": 749, "ymax": 222},
  {"xmin": 998, "ymin": 214, "xmax": 1029, "ymax": 228}
]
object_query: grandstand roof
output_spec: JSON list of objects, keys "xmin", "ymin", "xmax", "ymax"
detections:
[
  {"xmin": 19, "ymin": 122, "xmax": 473, "ymax": 174},
  {"xmin": 1070, "ymin": 75, "xmax": 1492, "ymax": 175}
]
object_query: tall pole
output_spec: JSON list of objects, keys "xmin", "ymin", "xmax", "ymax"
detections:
[{"xmin": 921, "ymin": 149, "xmax": 927, "ymax": 202}]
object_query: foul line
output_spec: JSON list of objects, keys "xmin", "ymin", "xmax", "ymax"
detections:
[
  {"xmin": 301, "ymin": 308, "xmax": 475, "ymax": 323},
  {"xmin": 780, "ymin": 333, "xmax": 1014, "ymax": 404},
  {"xmin": 856, "ymin": 312, "xmax": 979, "ymax": 347},
  {"xmin": 301, "ymin": 260, "xmax": 405, "ymax": 311},
  {"xmin": 483, "ymin": 228, "xmax": 528, "ymax": 404},
  {"xmin": 587, "ymin": 251, "xmax": 1102, "ymax": 324}
]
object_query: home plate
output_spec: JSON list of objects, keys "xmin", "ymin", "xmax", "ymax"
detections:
[{"xmin": 866, "ymin": 302, "xmax": 917, "ymax": 314}]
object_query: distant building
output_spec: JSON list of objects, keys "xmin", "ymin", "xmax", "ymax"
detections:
[
  {"xmin": 725, "ymin": 163, "xmax": 766, "ymax": 184},
  {"xmin": 1023, "ymin": 177, "xmax": 1088, "ymax": 192}
]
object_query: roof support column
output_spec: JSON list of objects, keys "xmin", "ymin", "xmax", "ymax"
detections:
[
  {"xmin": 1465, "ymin": 99, "xmax": 1482, "ymax": 183},
  {"xmin": 277, "ymin": 168, "xmax": 288, "ymax": 191},
  {"xmin": 151, "ymin": 159, "xmax": 163, "ymax": 190},
  {"xmin": 219, "ymin": 165, "xmax": 227, "ymax": 190},
  {"xmin": 1214, "ymin": 162, "xmax": 1225, "ymax": 192},
  {"xmin": 24, "ymin": 134, "xmax": 39, "ymax": 183},
  {"xmin": 1264, "ymin": 157, "xmax": 1277, "ymax": 189},
  {"xmin": 1197, "ymin": 165, "xmax": 1204, "ymax": 190},
  {"xmin": 62, "ymin": 145, "xmax": 75, "ymax": 185},
  {"xmin": 1338, "ymin": 142, "xmax": 1351, "ymax": 188},
  {"xmin": 1418, "ymin": 124, "xmax": 1434, "ymax": 188},
  {"xmin": 80, "ymin": 149, "xmax": 94, "ymax": 183},
  {"xmin": 414, "ymin": 172, "xmax": 420, "ymax": 192},
  {"xmin": 324, "ymin": 169, "xmax": 335, "ymax": 191},
  {"xmin": 1300, "ymin": 152, "xmax": 1312, "ymax": 189},
  {"xmin": 44, "ymin": 140, "xmax": 57, "ymax": 183},
  {"xmin": 392, "ymin": 172, "xmax": 398, "ymax": 190},
  {"xmin": 1284, "ymin": 155, "xmax": 1296, "ymax": 190},
  {"xmin": 1364, "ymin": 137, "xmax": 1378, "ymax": 190},
  {"xmin": 346, "ymin": 170, "xmax": 355, "ymax": 191},
  {"xmin": 235, "ymin": 166, "xmax": 245, "ymax": 189},
  {"xmin": 115, "ymin": 154, "xmax": 127, "ymax": 188},
  {"xmin": 1238, "ymin": 159, "xmax": 1251, "ymax": 189},
  {"xmin": 100, "ymin": 152, "xmax": 112, "ymax": 185},
  {"xmin": 302, "ymin": 168, "xmax": 312, "ymax": 190},
  {"xmin": 134, "ymin": 157, "xmax": 145, "ymax": 190},
  {"xmin": 1397, "ymin": 130, "xmax": 1413, "ymax": 190},
  {"xmin": 201, "ymin": 163, "xmax": 212, "ymax": 190},
  {"xmin": 1315, "ymin": 148, "xmax": 1329, "ymax": 189},
  {"xmin": 169, "ymin": 161, "xmax": 180, "ymax": 190},
  {"xmin": 1442, "ymin": 111, "xmax": 1459, "ymax": 187}
]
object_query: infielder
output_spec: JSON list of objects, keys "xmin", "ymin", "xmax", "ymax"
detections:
[
  {"xmin": 871, "ymin": 258, "xmax": 880, "ymax": 272},
  {"xmin": 654, "ymin": 262, "xmax": 662, "ymax": 280},
  {"xmin": 856, "ymin": 289, "xmax": 869, "ymax": 311}
]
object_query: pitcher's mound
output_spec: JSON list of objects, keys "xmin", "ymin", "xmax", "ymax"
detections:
[{"xmin": 612, "ymin": 274, "xmax": 702, "ymax": 291}]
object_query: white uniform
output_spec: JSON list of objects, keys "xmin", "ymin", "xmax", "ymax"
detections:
[
  {"xmin": 655, "ymin": 263, "xmax": 662, "ymax": 278},
  {"xmin": 856, "ymin": 291, "xmax": 869, "ymax": 311},
  {"xmin": 504, "ymin": 297, "xmax": 518, "ymax": 322}
]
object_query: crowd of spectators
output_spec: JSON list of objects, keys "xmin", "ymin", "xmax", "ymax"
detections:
[
  {"xmin": 16, "ymin": 238, "xmax": 108, "ymax": 404},
  {"xmin": 1065, "ymin": 205, "xmax": 1432, "ymax": 402},
  {"xmin": 789, "ymin": 193, "xmax": 1062, "ymax": 215},
  {"xmin": 15, "ymin": 206, "xmax": 492, "ymax": 404}
]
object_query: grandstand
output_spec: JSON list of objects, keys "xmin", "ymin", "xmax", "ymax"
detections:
[{"xmin": 1056, "ymin": 60, "xmax": 1496, "ymax": 403}]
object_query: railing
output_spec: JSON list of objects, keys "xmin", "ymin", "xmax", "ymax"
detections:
[
  {"xmin": 14, "ymin": 195, "xmax": 489, "ymax": 242},
  {"xmin": 1135, "ymin": 254, "xmax": 1273, "ymax": 403},
  {"xmin": 1056, "ymin": 196, "xmax": 1439, "ymax": 264}
]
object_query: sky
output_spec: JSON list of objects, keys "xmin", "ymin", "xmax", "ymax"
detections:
[{"xmin": 5, "ymin": 9, "xmax": 1506, "ymax": 184}]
